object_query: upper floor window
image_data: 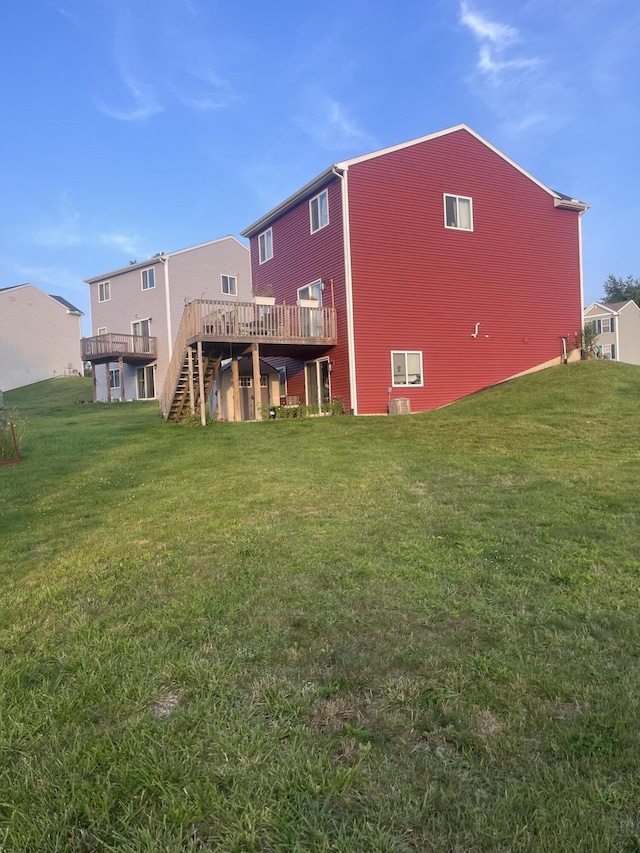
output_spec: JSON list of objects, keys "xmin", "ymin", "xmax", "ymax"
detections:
[
  {"xmin": 444, "ymin": 195, "xmax": 473, "ymax": 231},
  {"xmin": 221, "ymin": 274, "xmax": 237, "ymax": 296},
  {"xmin": 259, "ymin": 228, "xmax": 273, "ymax": 264},
  {"xmin": 98, "ymin": 281, "xmax": 111, "ymax": 302},
  {"xmin": 141, "ymin": 268, "xmax": 155, "ymax": 290},
  {"xmin": 591, "ymin": 317, "xmax": 615, "ymax": 334},
  {"xmin": 391, "ymin": 351, "xmax": 423, "ymax": 387},
  {"xmin": 97, "ymin": 326, "xmax": 107, "ymax": 336},
  {"xmin": 310, "ymin": 190, "xmax": 329, "ymax": 233}
]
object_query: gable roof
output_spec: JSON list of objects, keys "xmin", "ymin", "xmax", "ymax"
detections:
[
  {"xmin": 0, "ymin": 283, "xmax": 83, "ymax": 314},
  {"xmin": 85, "ymin": 235, "xmax": 247, "ymax": 284},
  {"xmin": 585, "ymin": 300, "xmax": 640, "ymax": 315},
  {"xmin": 241, "ymin": 124, "xmax": 589, "ymax": 238}
]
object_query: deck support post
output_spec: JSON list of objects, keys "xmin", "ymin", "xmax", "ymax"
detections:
[
  {"xmin": 92, "ymin": 364, "xmax": 97, "ymax": 403},
  {"xmin": 251, "ymin": 343, "xmax": 262, "ymax": 421},
  {"xmin": 187, "ymin": 346, "xmax": 195, "ymax": 414},
  {"xmin": 197, "ymin": 340, "xmax": 206, "ymax": 426},
  {"xmin": 231, "ymin": 355, "xmax": 240, "ymax": 422},
  {"xmin": 216, "ymin": 358, "xmax": 223, "ymax": 420},
  {"xmin": 119, "ymin": 357, "xmax": 125, "ymax": 401},
  {"xmin": 105, "ymin": 362, "xmax": 111, "ymax": 403}
]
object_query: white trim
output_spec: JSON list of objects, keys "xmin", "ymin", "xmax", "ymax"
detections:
[
  {"xmin": 96, "ymin": 326, "xmax": 107, "ymax": 336},
  {"xmin": 578, "ymin": 211, "xmax": 585, "ymax": 331},
  {"xmin": 443, "ymin": 194, "xmax": 474, "ymax": 231},
  {"xmin": 309, "ymin": 189, "xmax": 329, "ymax": 234},
  {"xmin": 141, "ymin": 267, "xmax": 155, "ymax": 290},
  {"xmin": 340, "ymin": 167, "xmax": 358, "ymax": 415},
  {"xmin": 161, "ymin": 255, "xmax": 173, "ymax": 360},
  {"xmin": 98, "ymin": 281, "xmax": 111, "ymax": 303},
  {"xmin": 131, "ymin": 317, "xmax": 151, "ymax": 336},
  {"xmin": 297, "ymin": 279, "xmax": 322, "ymax": 306},
  {"xmin": 391, "ymin": 350, "xmax": 424, "ymax": 387},
  {"xmin": 258, "ymin": 228, "xmax": 273, "ymax": 264},
  {"xmin": 221, "ymin": 273, "xmax": 238, "ymax": 295}
]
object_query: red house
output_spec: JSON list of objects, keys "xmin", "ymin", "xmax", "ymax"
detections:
[{"xmin": 240, "ymin": 124, "xmax": 588, "ymax": 416}]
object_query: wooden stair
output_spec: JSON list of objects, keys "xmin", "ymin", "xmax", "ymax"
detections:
[{"xmin": 167, "ymin": 350, "xmax": 219, "ymax": 421}]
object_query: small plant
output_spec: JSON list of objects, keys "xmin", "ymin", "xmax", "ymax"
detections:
[
  {"xmin": 573, "ymin": 324, "xmax": 599, "ymax": 359},
  {"xmin": 0, "ymin": 408, "xmax": 24, "ymax": 463}
]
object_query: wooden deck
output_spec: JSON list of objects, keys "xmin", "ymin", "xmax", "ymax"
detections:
[
  {"xmin": 160, "ymin": 299, "xmax": 338, "ymax": 422},
  {"xmin": 81, "ymin": 333, "xmax": 158, "ymax": 363}
]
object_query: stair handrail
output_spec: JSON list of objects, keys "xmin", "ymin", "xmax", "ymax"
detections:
[{"xmin": 159, "ymin": 299, "xmax": 201, "ymax": 419}]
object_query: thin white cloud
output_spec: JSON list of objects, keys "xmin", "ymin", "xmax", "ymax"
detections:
[
  {"xmin": 459, "ymin": 2, "xmax": 537, "ymax": 79},
  {"xmin": 296, "ymin": 92, "xmax": 375, "ymax": 152},
  {"xmin": 13, "ymin": 263, "xmax": 87, "ymax": 297},
  {"xmin": 33, "ymin": 193, "xmax": 82, "ymax": 249},
  {"xmin": 171, "ymin": 68, "xmax": 235, "ymax": 111},
  {"xmin": 99, "ymin": 232, "xmax": 142, "ymax": 258},
  {"xmin": 459, "ymin": 2, "xmax": 517, "ymax": 47}
]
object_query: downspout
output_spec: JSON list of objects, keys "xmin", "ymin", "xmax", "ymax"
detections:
[
  {"xmin": 333, "ymin": 166, "xmax": 358, "ymax": 415},
  {"xmin": 159, "ymin": 254, "xmax": 172, "ymax": 359},
  {"xmin": 578, "ymin": 209, "xmax": 585, "ymax": 334}
]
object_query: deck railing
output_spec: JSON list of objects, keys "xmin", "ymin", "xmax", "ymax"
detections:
[{"xmin": 81, "ymin": 333, "xmax": 157, "ymax": 361}]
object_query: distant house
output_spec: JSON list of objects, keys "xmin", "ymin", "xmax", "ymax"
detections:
[
  {"xmin": 160, "ymin": 124, "xmax": 588, "ymax": 421},
  {"xmin": 584, "ymin": 301, "xmax": 640, "ymax": 365},
  {"xmin": 82, "ymin": 236, "xmax": 251, "ymax": 403},
  {"xmin": 0, "ymin": 284, "xmax": 83, "ymax": 392}
]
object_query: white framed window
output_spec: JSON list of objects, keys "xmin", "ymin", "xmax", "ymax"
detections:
[
  {"xmin": 239, "ymin": 376, "xmax": 252, "ymax": 387},
  {"xmin": 141, "ymin": 268, "xmax": 155, "ymax": 290},
  {"xmin": 259, "ymin": 228, "xmax": 273, "ymax": 264},
  {"xmin": 98, "ymin": 281, "xmax": 111, "ymax": 302},
  {"xmin": 391, "ymin": 351, "xmax": 423, "ymax": 386},
  {"xmin": 97, "ymin": 327, "xmax": 107, "ymax": 336},
  {"xmin": 444, "ymin": 194, "xmax": 473, "ymax": 231},
  {"xmin": 297, "ymin": 280, "xmax": 322, "ymax": 305},
  {"xmin": 601, "ymin": 317, "xmax": 614, "ymax": 333},
  {"xmin": 221, "ymin": 274, "xmax": 237, "ymax": 296},
  {"xmin": 109, "ymin": 368, "xmax": 121, "ymax": 389},
  {"xmin": 601, "ymin": 344, "xmax": 616, "ymax": 360},
  {"xmin": 310, "ymin": 189, "xmax": 329, "ymax": 233}
]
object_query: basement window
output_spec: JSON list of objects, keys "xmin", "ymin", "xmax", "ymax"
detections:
[{"xmin": 444, "ymin": 195, "xmax": 473, "ymax": 231}]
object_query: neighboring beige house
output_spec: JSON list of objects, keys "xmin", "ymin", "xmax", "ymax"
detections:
[
  {"xmin": 0, "ymin": 284, "xmax": 83, "ymax": 392},
  {"xmin": 82, "ymin": 236, "xmax": 251, "ymax": 402},
  {"xmin": 584, "ymin": 300, "xmax": 640, "ymax": 365}
]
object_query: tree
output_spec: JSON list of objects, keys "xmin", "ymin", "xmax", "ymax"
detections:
[{"xmin": 602, "ymin": 274, "xmax": 640, "ymax": 305}]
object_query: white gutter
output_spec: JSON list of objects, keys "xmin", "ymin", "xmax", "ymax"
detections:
[
  {"xmin": 615, "ymin": 310, "xmax": 620, "ymax": 360},
  {"xmin": 334, "ymin": 166, "xmax": 358, "ymax": 415},
  {"xmin": 578, "ymin": 209, "xmax": 585, "ymax": 333}
]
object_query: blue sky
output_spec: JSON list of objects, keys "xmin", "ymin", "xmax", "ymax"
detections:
[{"xmin": 1, "ymin": 0, "xmax": 639, "ymax": 333}]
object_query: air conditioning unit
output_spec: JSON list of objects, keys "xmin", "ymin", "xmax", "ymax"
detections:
[{"xmin": 388, "ymin": 397, "xmax": 410, "ymax": 416}]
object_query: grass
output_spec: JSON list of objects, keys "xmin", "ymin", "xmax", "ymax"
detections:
[{"xmin": 1, "ymin": 363, "xmax": 639, "ymax": 852}]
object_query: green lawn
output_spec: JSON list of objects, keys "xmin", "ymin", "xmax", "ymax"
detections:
[{"xmin": 1, "ymin": 363, "xmax": 639, "ymax": 852}]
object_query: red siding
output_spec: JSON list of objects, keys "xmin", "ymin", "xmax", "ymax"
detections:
[
  {"xmin": 347, "ymin": 129, "xmax": 583, "ymax": 414},
  {"xmin": 249, "ymin": 178, "xmax": 350, "ymax": 408}
]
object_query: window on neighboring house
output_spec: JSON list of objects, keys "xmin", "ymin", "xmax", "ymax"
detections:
[
  {"xmin": 310, "ymin": 189, "xmax": 329, "ymax": 233},
  {"xmin": 98, "ymin": 281, "xmax": 111, "ymax": 302},
  {"xmin": 97, "ymin": 327, "xmax": 107, "ymax": 336},
  {"xmin": 601, "ymin": 317, "xmax": 615, "ymax": 333},
  {"xmin": 109, "ymin": 368, "xmax": 121, "ymax": 389},
  {"xmin": 221, "ymin": 274, "xmax": 237, "ymax": 296},
  {"xmin": 239, "ymin": 376, "xmax": 252, "ymax": 387},
  {"xmin": 259, "ymin": 228, "xmax": 273, "ymax": 264},
  {"xmin": 141, "ymin": 268, "xmax": 155, "ymax": 290},
  {"xmin": 132, "ymin": 319, "xmax": 152, "ymax": 354},
  {"xmin": 444, "ymin": 195, "xmax": 473, "ymax": 231},
  {"xmin": 601, "ymin": 344, "xmax": 616, "ymax": 360},
  {"xmin": 391, "ymin": 351, "xmax": 423, "ymax": 386}
]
